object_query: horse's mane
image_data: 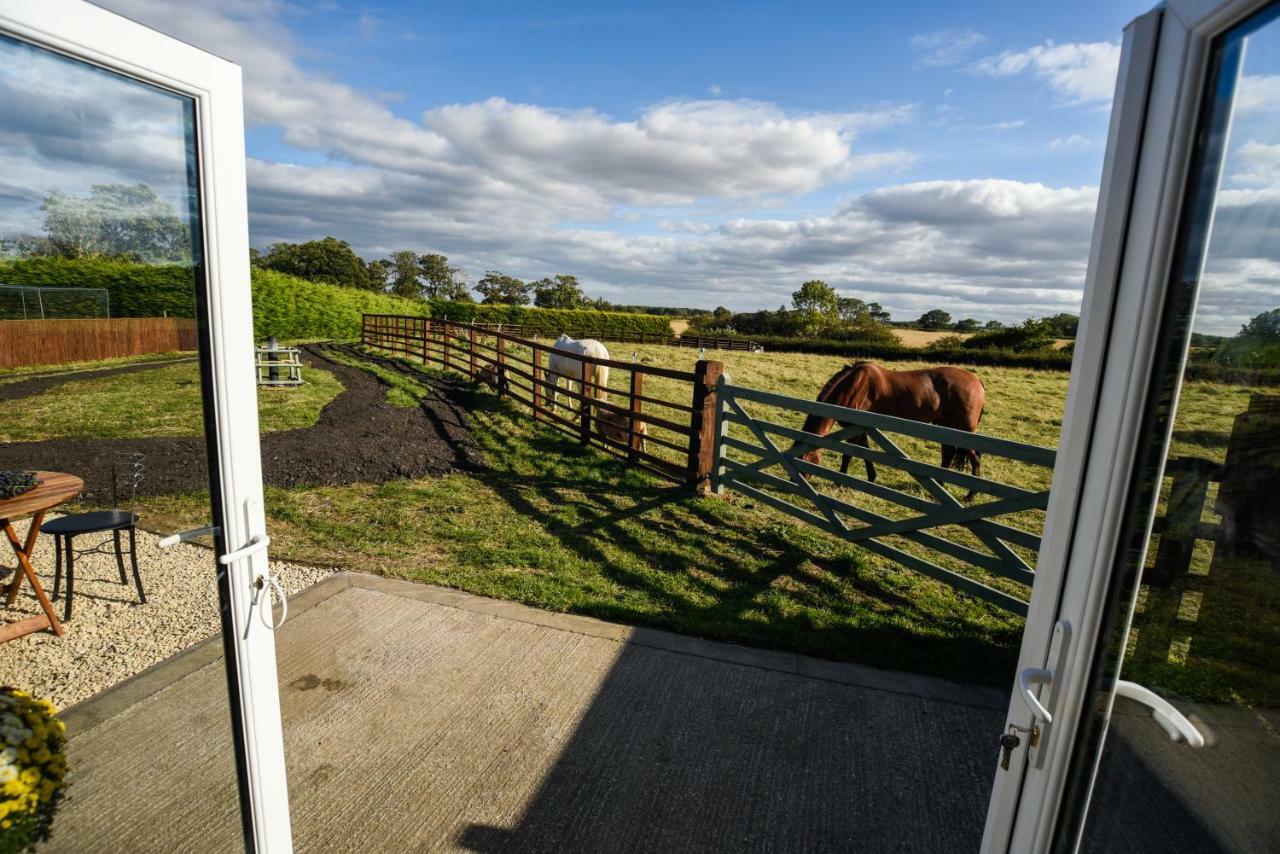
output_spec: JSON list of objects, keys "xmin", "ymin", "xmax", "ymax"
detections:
[{"xmin": 816, "ymin": 362, "xmax": 872, "ymax": 404}]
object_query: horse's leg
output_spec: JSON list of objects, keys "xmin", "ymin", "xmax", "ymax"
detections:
[{"xmin": 964, "ymin": 450, "xmax": 982, "ymax": 502}]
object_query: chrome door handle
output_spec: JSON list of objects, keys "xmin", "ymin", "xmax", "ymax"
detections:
[{"xmin": 1114, "ymin": 680, "xmax": 1205, "ymax": 747}]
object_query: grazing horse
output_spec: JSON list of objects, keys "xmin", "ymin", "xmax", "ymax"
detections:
[
  {"xmin": 548, "ymin": 334, "xmax": 610, "ymax": 411},
  {"xmin": 593, "ymin": 406, "xmax": 647, "ymax": 451},
  {"xmin": 799, "ymin": 362, "xmax": 986, "ymax": 494}
]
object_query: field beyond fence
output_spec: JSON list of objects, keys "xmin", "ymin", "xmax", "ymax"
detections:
[
  {"xmin": 363, "ymin": 313, "xmax": 1062, "ymax": 613},
  {"xmin": 0, "ymin": 317, "xmax": 198, "ymax": 368}
]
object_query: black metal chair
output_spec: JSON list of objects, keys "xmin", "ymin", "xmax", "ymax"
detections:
[{"xmin": 43, "ymin": 452, "xmax": 146, "ymax": 620}]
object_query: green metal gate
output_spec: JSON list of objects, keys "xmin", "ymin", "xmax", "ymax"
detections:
[{"xmin": 712, "ymin": 379, "xmax": 1057, "ymax": 614}]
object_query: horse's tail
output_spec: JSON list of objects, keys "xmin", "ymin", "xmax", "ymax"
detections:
[{"xmin": 594, "ymin": 363, "xmax": 609, "ymax": 402}]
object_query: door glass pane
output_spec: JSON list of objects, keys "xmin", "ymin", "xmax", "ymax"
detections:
[
  {"xmin": 0, "ymin": 34, "xmax": 244, "ymax": 851},
  {"xmin": 1061, "ymin": 7, "xmax": 1280, "ymax": 852}
]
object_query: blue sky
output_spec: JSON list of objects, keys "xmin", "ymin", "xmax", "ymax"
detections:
[{"xmin": 7, "ymin": 1, "xmax": 1274, "ymax": 328}]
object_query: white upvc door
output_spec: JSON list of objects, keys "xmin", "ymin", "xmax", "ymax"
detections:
[
  {"xmin": 982, "ymin": 0, "xmax": 1280, "ymax": 850},
  {"xmin": 0, "ymin": 1, "xmax": 292, "ymax": 851}
]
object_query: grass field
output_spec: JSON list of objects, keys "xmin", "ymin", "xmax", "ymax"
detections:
[
  {"xmin": 10, "ymin": 340, "xmax": 1273, "ymax": 700},
  {"xmin": 0, "ymin": 360, "xmax": 343, "ymax": 441}
]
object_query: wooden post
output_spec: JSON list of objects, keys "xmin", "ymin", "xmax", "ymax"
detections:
[
  {"xmin": 687, "ymin": 359, "xmax": 724, "ymax": 493},
  {"xmin": 361, "ymin": 314, "xmax": 368, "ymax": 347},
  {"xmin": 531, "ymin": 344, "xmax": 543, "ymax": 421},
  {"xmin": 1149, "ymin": 459, "xmax": 1214, "ymax": 587},
  {"xmin": 469, "ymin": 324, "xmax": 478, "ymax": 379},
  {"xmin": 442, "ymin": 321, "xmax": 451, "ymax": 371},
  {"xmin": 423, "ymin": 318, "xmax": 432, "ymax": 365},
  {"xmin": 496, "ymin": 334, "xmax": 506, "ymax": 397},
  {"xmin": 628, "ymin": 369, "xmax": 643, "ymax": 465},
  {"xmin": 579, "ymin": 360, "xmax": 592, "ymax": 445}
]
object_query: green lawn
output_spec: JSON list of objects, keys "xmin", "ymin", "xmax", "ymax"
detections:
[
  {"xmin": 0, "ymin": 360, "xmax": 344, "ymax": 441},
  {"xmin": 22, "ymin": 341, "xmax": 1272, "ymax": 698}
]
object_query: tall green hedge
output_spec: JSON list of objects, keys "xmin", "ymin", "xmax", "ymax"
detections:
[
  {"xmin": 0, "ymin": 257, "xmax": 196, "ymax": 317},
  {"xmin": 0, "ymin": 257, "xmax": 672, "ymax": 340},
  {"xmin": 425, "ymin": 300, "xmax": 672, "ymax": 336},
  {"xmin": 251, "ymin": 269, "xmax": 426, "ymax": 339}
]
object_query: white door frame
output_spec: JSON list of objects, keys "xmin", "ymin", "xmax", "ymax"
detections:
[
  {"xmin": 981, "ymin": 0, "xmax": 1274, "ymax": 850},
  {"xmin": 0, "ymin": 2, "xmax": 292, "ymax": 851}
]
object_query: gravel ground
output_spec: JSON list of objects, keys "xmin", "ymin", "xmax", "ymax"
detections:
[{"xmin": 0, "ymin": 516, "xmax": 336, "ymax": 710}]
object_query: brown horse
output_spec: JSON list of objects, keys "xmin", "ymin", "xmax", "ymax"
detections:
[{"xmin": 799, "ymin": 362, "xmax": 986, "ymax": 491}]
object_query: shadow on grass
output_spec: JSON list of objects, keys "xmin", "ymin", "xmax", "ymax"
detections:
[{"xmin": 339, "ymin": 346, "xmax": 1022, "ymax": 685}]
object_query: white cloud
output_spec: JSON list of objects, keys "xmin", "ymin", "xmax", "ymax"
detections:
[
  {"xmin": 975, "ymin": 41, "xmax": 1120, "ymax": 105},
  {"xmin": 1048, "ymin": 134, "xmax": 1094, "ymax": 152},
  {"xmin": 980, "ymin": 119, "xmax": 1028, "ymax": 131},
  {"xmin": 1235, "ymin": 74, "xmax": 1280, "ymax": 115},
  {"xmin": 707, "ymin": 83, "xmax": 722, "ymax": 95},
  {"xmin": 910, "ymin": 29, "xmax": 987, "ymax": 68}
]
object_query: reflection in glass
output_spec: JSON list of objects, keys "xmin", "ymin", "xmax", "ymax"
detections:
[
  {"xmin": 1070, "ymin": 7, "xmax": 1280, "ymax": 853},
  {"xmin": 0, "ymin": 31, "xmax": 243, "ymax": 853}
]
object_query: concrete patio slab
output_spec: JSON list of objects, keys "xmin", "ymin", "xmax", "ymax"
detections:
[{"xmin": 42, "ymin": 572, "xmax": 1010, "ymax": 853}]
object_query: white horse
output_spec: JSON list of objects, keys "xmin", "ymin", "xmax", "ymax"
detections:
[{"xmin": 547, "ymin": 334, "xmax": 609, "ymax": 411}]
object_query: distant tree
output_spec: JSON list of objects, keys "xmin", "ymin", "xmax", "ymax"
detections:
[
  {"xmin": 257, "ymin": 236, "xmax": 380, "ymax": 290},
  {"xmin": 1238, "ymin": 309, "xmax": 1280, "ymax": 341},
  {"xmin": 532, "ymin": 274, "xmax": 587, "ymax": 309},
  {"xmin": 36, "ymin": 183, "xmax": 192, "ymax": 263},
  {"xmin": 1039, "ymin": 312, "xmax": 1080, "ymax": 338},
  {"xmin": 867, "ymin": 302, "xmax": 891, "ymax": 324},
  {"xmin": 712, "ymin": 306, "xmax": 734, "ymax": 325},
  {"xmin": 418, "ymin": 253, "xmax": 470, "ymax": 301},
  {"xmin": 792, "ymin": 280, "xmax": 840, "ymax": 315},
  {"xmin": 1208, "ymin": 308, "xmax": 1280, "ymax": 368},
  {"xmin": 983, "ymin": 319, "xmax": 1005, "ymax": 331},
  {"xmin": 475, "ymin": 270, "xmax": 531, "ymax": 305},
  {"xmin": 954, "ymin": 317, "xmax": 981, "ymax": 333},
  {"xmin": 249, "ymin": 247, "xmax": 263, "ymax": 266},
  {"xmin": 837, "ymin": 296, "xmax": 871, "ymax": 325},
  {"xmin": 366, "ymin": 258, "xmax": 393, "ymax": 291},
  {"xmin": 917, "ymin": 309, "xmax": 953, "ymax": 331},
  {"xmin": 377, "ymin": 250, "xmax": 420, "ymax": 298}
]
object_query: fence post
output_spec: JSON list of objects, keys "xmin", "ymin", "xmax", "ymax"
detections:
[
  {"xmin": 710, "ymin": 373, "xmax": 729, "ymax": 494},
  {"xmin": 628, "ymin": 369, "xmax": 643, "ymax": 465},
  {"xmin": 423, "ymin": 318, "xmax": 432, "ymax": 365},
  {"xmin": 361, "ymin": 314, "xmax": 369, "ymax": 347},
  {"xmin": 579, "ymin": 360, "xmax": 592, "ymax": 445},
  {"xmin": 496, "ymin": 333, "xmax": 506, "ymax": 397},
  {"xmin": 469, "ymin": 323, "xmax": 478, "ymax": 379},
  {"xmin": 442, "ymin": 321, "xmax": 451, "ymax": 372},
  {"xmin": 687, "ymin": 359, "xmax": 725, "ymax": 493},
  {"xmin": 532, "ymin": 344, "xmax": 543, "ymax": 421}
]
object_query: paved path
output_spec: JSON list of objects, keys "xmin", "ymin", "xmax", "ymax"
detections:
[{"xmin": 43, "ymin": 573, "xmax": 1008, "ymax": 853}]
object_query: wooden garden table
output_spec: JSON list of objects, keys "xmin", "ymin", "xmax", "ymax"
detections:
[{"xmin": 1, "ymin": 471, "xmax": 83, "ymax": 643}]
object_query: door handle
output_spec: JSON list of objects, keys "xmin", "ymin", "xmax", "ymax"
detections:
[
  {"xmin": 158, "ymin": 525, "xmax": 220, "ymax": 548},
  {"xmin": 1114, "ymin": 680, "xmax": 1205, "ymax": 747},
  {"xmin": 1015, "ymin": 620, "xmax": 1072, "ymax": 767},
  {"xmin": 219, "ymin": 534, "xmax": 271, "ymax": 566},
  {"xmin": 1018, "ymin": 667, "xmax": 1055, "ymax": 724}
]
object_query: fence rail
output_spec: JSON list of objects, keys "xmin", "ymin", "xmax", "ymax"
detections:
[
  {"xmin": 0, "ymin": 317, "xmax": 197, "ymax": 368},
  {"xmin": 361, "ymin": 313, "xmax": 723, "ymax": 487},
  {"xmin": 712, "ymin": 380, "xmax": 1057, "ymax": 614},
  {"xmin": 454, "ymin": 322, "xmax": 760, "ymax": 352}
]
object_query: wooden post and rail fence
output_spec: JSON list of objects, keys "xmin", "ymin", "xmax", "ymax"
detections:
[{"xmin": 361, "ymin": 313, "xmax": 1061, "ymax": 613}]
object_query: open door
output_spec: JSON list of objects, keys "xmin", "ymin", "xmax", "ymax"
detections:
[
  {"xmin": 0, "ymin": 1, "xmax": 291, "ymax": 850},
  {"xmin": 983, "ymin": 0, "xmax": 1280, "ymax": 850}
]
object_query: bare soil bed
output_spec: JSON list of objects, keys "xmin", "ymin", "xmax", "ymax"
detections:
[{"xmin": 0, "ymin": 344, "xmax": 482, "ymax": 501}]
